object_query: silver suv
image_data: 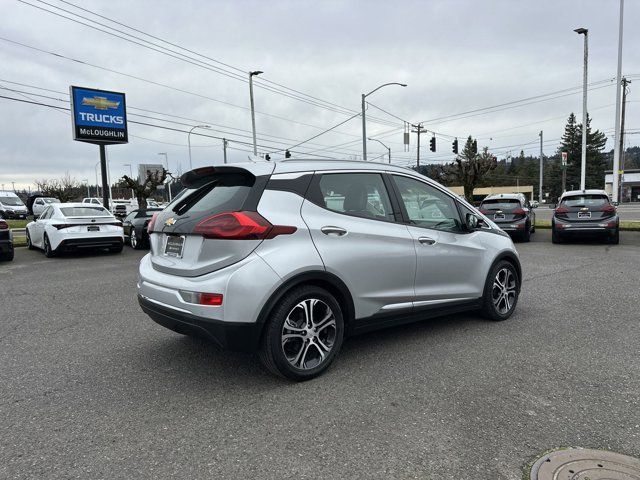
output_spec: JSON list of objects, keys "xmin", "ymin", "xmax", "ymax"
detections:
[{"xmin": 137, "ymin": 160, "xmax": 522, "ymax": 380}]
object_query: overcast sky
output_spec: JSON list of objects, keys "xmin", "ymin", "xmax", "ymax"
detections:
[{"xmin": 1, "ymin": 0, "xmax": 639, "ymax": 190}]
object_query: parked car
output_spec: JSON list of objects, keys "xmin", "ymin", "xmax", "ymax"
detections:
[
  {"xmin": 31, "ymin": 197, "xmax": 61, "ymax": 217},
  {"xmin": 0, "ymin": 191, "xmax": 29, "ymax": 219},
  {"xmin": 479, "ymin": 193, "xmax": 536, "ymax": 242},
  {"xmin": 122, "ymin": 208, "xmax": 162, "ymax": 249},
  {"xmin": 111, "ymin": 198, "xmax": 138, "ymax": 218},
  {"xmin": 82, "ymin": 197, "xmax": 103, "ymax": 205},
  {"xmin": 137, "ymin": 161, "xmax": 522, "ymax": 381},
  {"xmin": 0, "ymin": 217, "xmax": 14, "ymax": 261},
  {"xmin": 551, "ymin": 189, "xmax": 619, "ymax": 244},
  {"xmin": 25, "ymin": 203, "xmax": 124, "ymax": 257}
]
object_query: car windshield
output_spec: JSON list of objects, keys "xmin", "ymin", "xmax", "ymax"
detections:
[
  {"xmin": 561, "ymin": 195, "xmax": 609, "ymax": 207},
  {"xmin": 481, "ymin": 199, "xmax": 521, "ymax": 210},
  {"xmin": 43, "ymin": 198, "xmax": 60, "ymax": 204},
  {"xmin": 0, "ymin": 196, "xmax": 24, "ymax": 206},
  {"xmin": 60, "ymin": 207, "xmax": 112, "ymax": 217}
]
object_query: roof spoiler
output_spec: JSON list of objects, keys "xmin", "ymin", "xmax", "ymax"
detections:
[{"xmin": 180, "ymin": 166, "xmax": 255, "ymax": 189}]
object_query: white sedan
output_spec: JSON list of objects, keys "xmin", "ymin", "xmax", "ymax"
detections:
[{"xmin": 26, "ymin": 203, "xmax": 124, "ymax": 257}]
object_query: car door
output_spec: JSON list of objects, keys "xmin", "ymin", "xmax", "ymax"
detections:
[
  {"xmin": 389, "ymin": 174, "xmax": 487, "ymax": 305},
  {"xmin": 31, "ymin": 207, "xmax": 51, "ymax": 247},
  {"xmin": 301, "ymin": 171, "xmax": 416, "ymax": 319},
  {"xmin": 33, "ymin": 198, "xmax": 44, "ymax": 216},
  {"xmin": 122, "ymin": 212, "xmax": 135, "ymax": 236}
]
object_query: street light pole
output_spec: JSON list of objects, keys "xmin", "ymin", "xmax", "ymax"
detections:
[
  {"xmin": 612, "ymin": 0, "xmax": 625, "ymax": 202},
  {"xmin": 94, "ymin": 160, "xmax": 100, "ymax": 198},
  {"xmin": 539, "ymin": 130, "xmax": 544, "ymax": 203},
  {"xmin": 368, "ymin": 137, "xmax": 391, "ymax": 163},
  {"xmin": 249, "ymin": 71, "xmax": 263, "ymax": 156},
  {"xmin": 574, "ymin": 27, "xmax": 588, "ymax": 190},
  {"xmin": 187, "ymin": 124, "xmax": 211, "ymax": 171},
  {"xmin": 361, "ymin": 82, "xmax": 407, "ymax": 160}
]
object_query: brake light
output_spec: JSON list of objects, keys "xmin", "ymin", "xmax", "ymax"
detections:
[
  {"xmin": 600, "ymin": 204, "xmax": 616, "ymax": 214},
  {"xmin": 53, "ymin": 224, "xmax": 71, "ymax": 230},
  {"xmin": 193, "ymin": 211, "xmax": 296, "ymax": 240},
  {"xmin": 555, "ymin": 205, "xmax": 569, "ymax": 214},
  {"xmin": 147, "ymin": 212, "xmax": 159, "ymax": 233},
  {"xmin": 512, "ymin": 208, "xmax": 526, "ymax": 216},
  {"xmin": 0, "ymin": 220, "xmax": 7, "ymax": 230}
]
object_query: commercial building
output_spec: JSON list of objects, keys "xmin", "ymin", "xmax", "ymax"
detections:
[{"xmin": 605, "ymin": 169, "xmax": 640, "ymax": 202}]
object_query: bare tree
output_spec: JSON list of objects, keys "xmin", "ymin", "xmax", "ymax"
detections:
[
  {"xmin": 441, "ymin": 136, "xmax": 497, "ymax": 202},
  {"xmin": 34, "ymin": 172, "xmax": 82, "ymax": 202},
  {"xmin": 120, "ymin": 168, "xmax": 168, "ymax": 209}
]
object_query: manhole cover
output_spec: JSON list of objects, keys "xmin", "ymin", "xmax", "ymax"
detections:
[{"xmin": 529, "ymin": 448, "xmax": 640, "ymax": 479}]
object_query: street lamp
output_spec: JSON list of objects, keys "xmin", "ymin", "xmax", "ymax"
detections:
[
  {"xmin": 574, "ymin": 27, "xmax": 588, "ymax": 190},
  {"xmin": 249, "ymin": 70, "xmax": 263, "ymax": 156},
  {"xmin": 94, "ymin": 160, "xmax": 101, "ymax": 198},
  {"xmin": 368, "ymin": 137, "xmax": 391, "ymax": 163},
  {"xmin": 361, "ymin": 82, "xmax": 407, "ymax": 161},
  {"xmin": 157, "ymin": 152, "xmax": 172, "ymax": 202},
  {"xmin": 187, "ymin": 125, "xmax": 211, "ymax": 171}
]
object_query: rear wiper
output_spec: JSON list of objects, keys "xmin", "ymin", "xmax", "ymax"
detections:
[{"xmin": 172, "ymin": 181, "xmax": 217, "ymax": 215}]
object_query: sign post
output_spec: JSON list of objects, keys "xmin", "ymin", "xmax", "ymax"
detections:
[{"xmin": 70, "ymin": 86, "xmax": 128, "ymax": 210}]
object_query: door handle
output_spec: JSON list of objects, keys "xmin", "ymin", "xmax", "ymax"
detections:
[
  {"xmin": 418, "ymin": 236, "xmax": 436, "ymax": 245},
  {"xmin": 321, "ymin": 226, "xmax": 347, "ymax": 236}
]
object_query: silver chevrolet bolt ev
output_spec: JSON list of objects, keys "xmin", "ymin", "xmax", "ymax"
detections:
[{"xmin": 137, "ymin": 160, "xmax": 521, "ymax": 381}]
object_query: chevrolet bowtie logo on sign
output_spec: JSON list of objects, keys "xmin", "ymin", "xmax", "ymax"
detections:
[
  {"xmin": 81, "ymin": 96, "xmax": 120, "ymax": 110},
  {"xmin": 164, "ymin": 218, "xmax": 177, "ymax": 226},
  {"xmin": 70, "ymin": 86, "xmax": 128, "ymax": 145}
]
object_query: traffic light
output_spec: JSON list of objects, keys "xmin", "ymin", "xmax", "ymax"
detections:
[
  {"xmin": 472, "ymin": 140, "xmax": 478, "ymax": 154},
  {"xmin": 265, "ymin": 154, "xmax": 271, "ymax": 161},
  {"xmin": 285, "ymin": 150, "xmax": 291, "ymax": 158},
  {"xmin": 452, "ymin": 138, "xmax": 458, "ymax": 154},
  {"xmin": 429, "ymin": 136, "xmax": 436, "ymax": 152}
]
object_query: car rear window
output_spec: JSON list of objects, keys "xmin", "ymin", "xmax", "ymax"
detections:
[
  {"xmin": 561, "ymin": 195, "xmax": 609, "ymax": 207},
  {"xmin": 60, "ymin": 207, "xmax": 111, "ymax": 217},
  {"xmin": 480, "ymin": 199, "xmax": 521, "ymax": 209},
  {"xmin": 171, "ymin": 175, "xmax": 255, "ymax": 217}
]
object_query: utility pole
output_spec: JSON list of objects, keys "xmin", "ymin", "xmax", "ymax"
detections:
[
  {"xmin": 618, "ymin": 77, "xmax": 630, "ymax": 202},
  {"xmin": 612, "ymin": 0, "xmax": 625, "ymax": 202},
  {"xmin": 539, "ymin": 130, "xmax": 544, "ymax": 203},
  {"xmin": 411, "ymin": 123, "xmax": 428, "ymax": 167},
  {"xmin": 223, "ymin": 138, "xmax": 228, "ymax": 164},
  {"xmin": 574, "ymin": 27, "xmax": 589, "ymax": 190}
]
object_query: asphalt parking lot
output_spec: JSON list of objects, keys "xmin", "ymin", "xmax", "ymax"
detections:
[{"xmin": 1, "ymin": 231, "xmax": 639, "ymax": 480}]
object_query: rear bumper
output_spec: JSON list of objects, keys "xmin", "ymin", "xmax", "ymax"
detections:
[
  {"xmin": 553, "ymin": 218, "xmax": 618, "ymax": 235},
  {"xmin": 1, "ymin": 211, "xmax": 27, "ymax": 219},
  {"xmin": 58, "ymin": 236, "xmax": 124, "ymax": 250},
  {"xmin": 138, "ymin": 295, "xmax": 262, "ymax": 352},
  {"xmin": 494, "ymin": 218, "xmax": 527, "ymax": 233},
  {"xmin": 0, "ymin": 240, "xmax": 13, "ymax": 255}
]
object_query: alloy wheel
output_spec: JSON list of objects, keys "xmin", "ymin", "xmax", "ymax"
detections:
[
  {"xmin": 281, "ymin": 298, "xmax": 337, "ymax": 370},
  {"xmin": 130, "ymin": 228, "xmax": 137, "ymax": 249},
  {"xmin": 492, "ymin": 267, "xmax": 516, "ymax": 315}
]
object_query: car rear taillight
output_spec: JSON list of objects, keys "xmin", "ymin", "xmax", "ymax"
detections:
[
  {"xmin": 193, "ymin": 211, "xmax": 296, "ymax": 240},
  {"xmin": 555, "ymin": 205, "xmax": 569, "ymax": 215},
  {"xmin": 512, "ymin": 208, "xmax": 526, "ymax": 216},
  {"xmin": 179, "ymin": 290, "xmax": 223, "ymax": 306},
  {"xmin": 147, "ymin": 212, "xmax": 159, "ymax": 233},
  {"xmin": 479, "ymin": 209, "xmax": 491, "ymax": 215},
  {"xmin": 0, "ymin": 220, "xmax": 7, "ymax": 230},
  {"xmin": 599, "ymin": 204, "xmax": 616, "ymax": 214}
]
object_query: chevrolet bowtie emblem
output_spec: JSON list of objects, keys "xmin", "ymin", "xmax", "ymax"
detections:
[
  {"xmin": 82, "ymin": 96, "xmax": 120, "ymax": 110},
  {"xmin": 164, "ymin": 217, "xmax": 176, "ymax": 226}
]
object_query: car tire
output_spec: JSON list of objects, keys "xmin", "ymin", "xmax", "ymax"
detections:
[
  {"xmin": 481, "ymin": 260, "xmax": 519, "ymax": 321},
  {"xmin": 26, "ymin": 230, "xmax": 35, "ymax": 250},
  {"xmin": 43, "ymin": 234, "xmax": 56, "ymax": 258},
  {"xmin": 551, "ymin": 228, "xmax": 562, "ymax": 244},
  {"xmin": 130, "ymin": 228, "xmax": 142, "ymax": 250},
  {"xmin": 259, "ymin": 285, "xmax": 344, "ymax": 381},
  {"xmin": 521, "ymin": 225, "xmax": 531, "ymax": 242},
  {"xmin": 608, "ymin": 228, "xmax": 620, "ymax": 245},
  {"xmin": 109, "ymin": 243, "xmax": 124, "ymax": 253}
]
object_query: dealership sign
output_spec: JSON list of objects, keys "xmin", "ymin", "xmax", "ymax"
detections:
[{"xmin": 70, "ymin": 86, "xmax": 128, "ymax": 144}]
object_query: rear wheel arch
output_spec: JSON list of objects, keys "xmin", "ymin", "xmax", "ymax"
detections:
[{"xmin": 257, "ymin": 271, "xmax": 355, "ymax": 331}]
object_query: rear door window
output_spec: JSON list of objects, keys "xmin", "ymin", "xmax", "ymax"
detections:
[{"xmin": 312, "ymin": 173, "xmax": 395, "ymax": 222}]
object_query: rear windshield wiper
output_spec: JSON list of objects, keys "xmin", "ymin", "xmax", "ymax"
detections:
[{"xmin": 172, "ymin": 181, "xmax": 217, "ymax": 215}]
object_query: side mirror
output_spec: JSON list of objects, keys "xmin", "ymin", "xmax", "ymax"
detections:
[{"xmin": 466, "ymin": 212, "xmax": 480, "ymax": 230}]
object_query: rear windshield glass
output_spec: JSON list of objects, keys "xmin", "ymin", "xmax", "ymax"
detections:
[
  {"xmin": 480, "ymin": 199, "xmax": 521, "ymax": 209},
  {"xmin": 0, "ymin": 196, "xmax": 24, "ymax": 206},
  {"xmin": 60, "ymin": 207, "xmax": 111, "ymax": 217},
  {"xmin": 171, "ymin": 175, "xmax": 255, "ymax": 216},
  {"xmin": 561, "ymin": 195, "xmax": 609, "ymax": 207}
]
